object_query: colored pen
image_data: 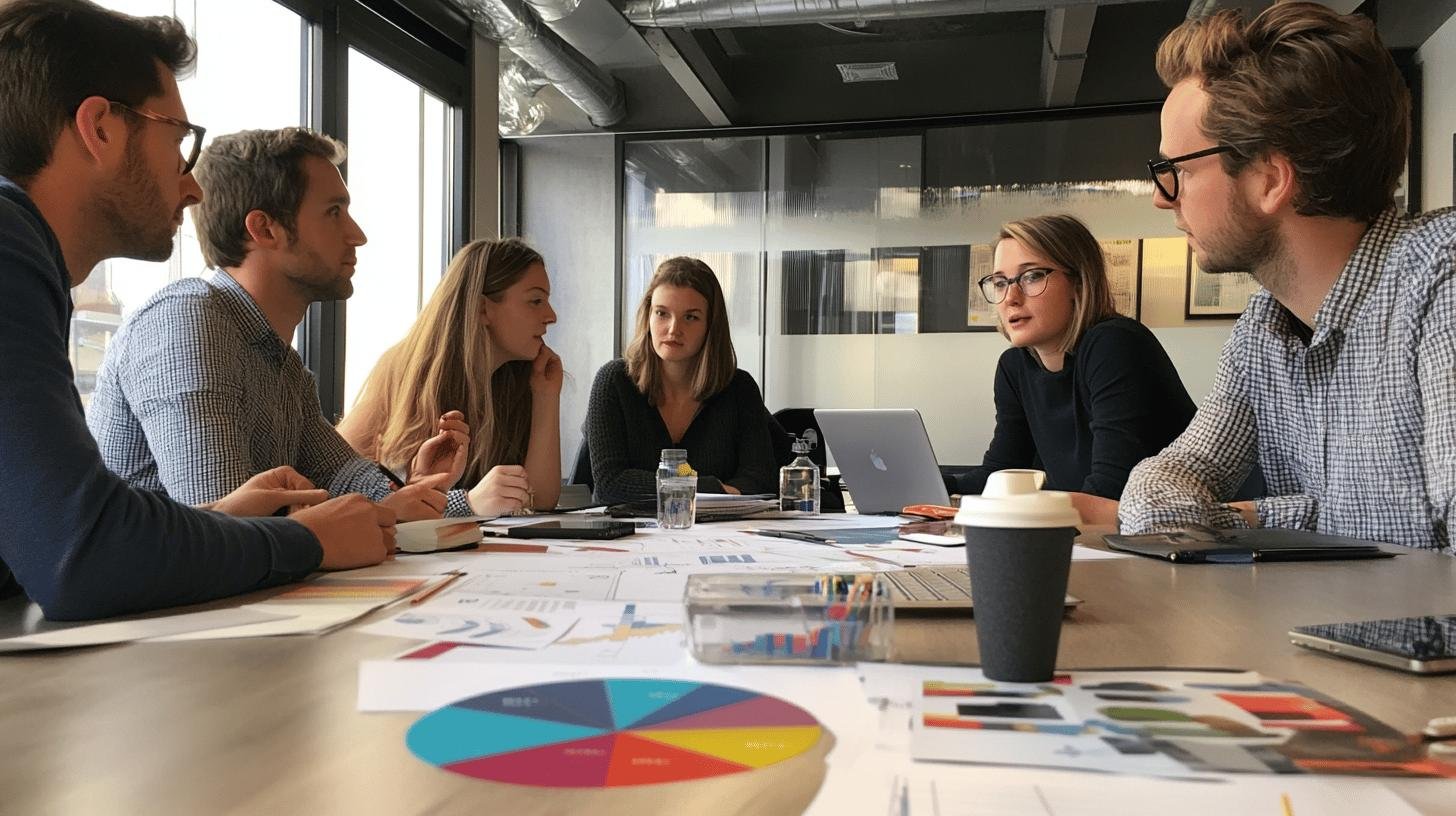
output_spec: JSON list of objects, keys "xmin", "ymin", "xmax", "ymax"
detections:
[
  {"xmin": 376, "ymin": 462, "xmax": 405, "ymax": 490},
  {"xmin": 410, "ymin": 571, "xmax": 464, "ymax": 606}
]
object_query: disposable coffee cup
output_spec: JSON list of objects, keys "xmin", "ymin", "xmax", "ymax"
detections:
[{"xmin": 954, "ymin": 469, "xmax": 1080, "ymax": 682}]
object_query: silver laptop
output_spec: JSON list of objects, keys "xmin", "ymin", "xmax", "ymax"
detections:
[
  {"xmin": 882, "ymin": 566, "xmax": 1080, "ymax": 614},
  {"xmin": 814, "ymin": 408, "xmax": 951, "ymax": 514}
]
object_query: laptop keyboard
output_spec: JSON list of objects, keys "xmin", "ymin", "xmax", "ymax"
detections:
[{"xmin": 883, "ymin": 566, "xmax": 971, "ymax": 602}]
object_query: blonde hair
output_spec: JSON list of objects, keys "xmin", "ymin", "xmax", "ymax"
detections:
[
  {"xmin": 997, "ymin": 214, "xmax": 1118, "ymax": 358},
  {"xmin": 1155, "ymin": 2, "xmax": 1408, "ymax": 222},
  {"xmin": 624, "ymin": 257, "xmax": 736, "ymax": 404},
  {"xmin": 358, "ymin": 238, "xmax": 543, "ymax": 484}
]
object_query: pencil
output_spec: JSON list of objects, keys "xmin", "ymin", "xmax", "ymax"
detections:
[
  {"xmin": 410, "ymin": 571, "xmax": 464, "ymax": 606},
  {"xmin": 1280, "ymin": 792, "xmax": 1294, "ymax": 816}
]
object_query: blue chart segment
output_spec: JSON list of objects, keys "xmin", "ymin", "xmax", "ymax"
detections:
[{"xmin": 407, "ymin": 679, "xmax": 825, "ymax": 787}]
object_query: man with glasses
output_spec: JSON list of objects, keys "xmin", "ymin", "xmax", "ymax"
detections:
[
  {"xmin": 0, "ymin": 0, "xmax": 395, "ymax": 620},
  {"xmin": 1118, "ymin": 3, "xmax": 1455, "ymax": 555}
]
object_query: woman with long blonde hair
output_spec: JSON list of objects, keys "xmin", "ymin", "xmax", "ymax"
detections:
[
  {"xmin": 340, "ymin": 238, "xmax": 561, "ymax": 515},
  {"xmin": 585, "ymin": 256, "xmax": 777, "ymax": 503},
  {"xmin": 951, "ymin": 214, "xmax": 1194, "ymax": 523}
]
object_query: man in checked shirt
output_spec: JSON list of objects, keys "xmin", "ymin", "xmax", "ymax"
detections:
[
  {"xmin": 1115, "ymin": 2, "xmax": 1455, "ymax": 554},
  {"xmin": 85, "ymin": 128, "xmax": 529, "ymax": 522}
]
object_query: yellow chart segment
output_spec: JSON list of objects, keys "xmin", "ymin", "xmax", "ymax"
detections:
[{"xmin": 626, "ymin": 725, "xmax": 823, "ymax": 768}]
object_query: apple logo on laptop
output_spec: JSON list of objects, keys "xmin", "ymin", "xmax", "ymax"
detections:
[{"xmin": 869, "ymin": 449, "xmax": 889, "ymax": 472}]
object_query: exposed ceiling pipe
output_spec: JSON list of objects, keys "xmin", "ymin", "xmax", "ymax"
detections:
[
  {"xmin": 450, "ymin": 0, "xmax": 626, "ymax": 127},
  {"xmin": 623, "ymin": 0, "xmax": 1163, "ymax": 29}
]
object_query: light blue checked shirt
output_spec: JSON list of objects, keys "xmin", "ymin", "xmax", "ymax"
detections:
[
  {"xmin": 1120, "ymin": 208, "xmax": 1456, "ymax": 554},
  {"xmin": 87, "ymin": 270, "xmax": 473, "ymax": 515}
]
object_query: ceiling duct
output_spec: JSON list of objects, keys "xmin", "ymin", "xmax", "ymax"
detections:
[
  {"xmin": 623, "ymin": 0, "xmax": 1161, "ymax": 29},
  {"xmin": 451, "ymin": 0, "xmax": 626, "ymax": 127}
]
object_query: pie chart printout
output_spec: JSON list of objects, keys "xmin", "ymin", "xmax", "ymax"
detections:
[{"xmin": 406, "ymin": 679, "xmax": 825, "ymax": 787}]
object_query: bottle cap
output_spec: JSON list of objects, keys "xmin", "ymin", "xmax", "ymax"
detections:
[{"xmin": 954, "ymin": 469, "xmax": 1080, "ymax": 529}]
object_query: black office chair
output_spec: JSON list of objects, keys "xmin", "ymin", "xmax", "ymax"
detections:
[{"xmin": 770, "ymin": 407, "xmax": 845, "ymax": 512}]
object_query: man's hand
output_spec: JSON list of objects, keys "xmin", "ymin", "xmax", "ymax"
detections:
[
  {"xmin": 529, "ymin": 343, "xmax": 563, "ymax": 397},
  {"xmin": 466, "ymin": 464, "xmax": 531, "ymax": 517},
  {"xmin": 206, "ymin": 466, "xmax": 328, "ymax": 517},
  {"xmin": 292, "ymin": 494, "xmax": 396, "ymax": 569},
  {"xmin": 408, "ymin": 410, "xmax": 470, "ymax": 488},
  {"xmin": 379, "ymin": 478, "xmax": 450, "ymax": 521},
  {"xmin": 1068, "ymin": 492, "xmax": 1120, "ymax": 526}
]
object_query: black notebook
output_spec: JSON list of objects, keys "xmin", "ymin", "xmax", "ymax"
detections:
[{"xmin": 1103, "ymin": 526, "xmax": 1397, "ymax": 563}]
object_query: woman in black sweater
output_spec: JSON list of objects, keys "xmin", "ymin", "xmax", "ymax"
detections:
[
  {"xmin": 586, "ymin": 257, "xmax": 778, "ymax": 503},
  {"xmin": 950, "ymin": 214, "xmax": 1196, "ymax": 523}
]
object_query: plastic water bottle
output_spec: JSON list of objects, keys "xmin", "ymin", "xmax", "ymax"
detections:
[
  {"xmin": 779, "ymin": 435, "xmax": 821, "ymax": 514},
  {"xmin": 656, "ymin": 448, "xmax": 697, "ymax": 529}
]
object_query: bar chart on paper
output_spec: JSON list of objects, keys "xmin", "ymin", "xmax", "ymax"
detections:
[{"xmin": 406, "ymin": 679, "xmax": 824, "ymax": 787}]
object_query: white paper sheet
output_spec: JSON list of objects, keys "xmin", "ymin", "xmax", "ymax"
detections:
[
  {"xmin": 150, "ymin": 575, "xmax": 433, "ymax": 641},
  {"xmin": 0, "ymin": 607, "xmax": 288, "ymax": 651},
  {"xmin": 358, "ymin": 606, "xmax": 578, "ymax": 649}
]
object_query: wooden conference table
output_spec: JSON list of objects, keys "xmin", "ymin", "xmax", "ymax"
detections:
[{"xmin": 1, "ymin": 526, "xmax": 1453, "ymax": 815}]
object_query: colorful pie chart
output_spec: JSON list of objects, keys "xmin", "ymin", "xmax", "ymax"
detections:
[{"xmin": 406, "ymin": 679, "xmax": 825, "ymax": 787}]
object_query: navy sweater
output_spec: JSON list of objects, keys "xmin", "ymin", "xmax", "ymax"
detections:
[
  {"xmin": 586, "ymin": 359, "xmax": 779, "ymax": 503},
  {"xmin": 951, "ymin": 317, "xmax": 1196, "ymax": 499},
  {"xmin": 0, "ymin": 177, "xmax": 321, "ymax": 620}
]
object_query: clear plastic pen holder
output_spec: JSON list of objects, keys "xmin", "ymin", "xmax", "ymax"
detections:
[{"xmin": 684, "ymin": 572, "xmax": 894, "ymax": 665}]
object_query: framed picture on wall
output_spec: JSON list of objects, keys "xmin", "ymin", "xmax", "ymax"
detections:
[
  {"xmin": 1184, "ymin": 246, "xmax": 1262, "ymax": 319},
  {"xmin": 1100, "ymin": 238, "xmax": 1142, "ymax": 321},
  {"xmin": 964, "ymin": 243, "xmax": 1001, "ymax": 332}
]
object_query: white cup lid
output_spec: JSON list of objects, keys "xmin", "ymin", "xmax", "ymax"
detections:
[{"xmin": 954, "ymin": 469, "xmax": 1081, "ymax": 529}]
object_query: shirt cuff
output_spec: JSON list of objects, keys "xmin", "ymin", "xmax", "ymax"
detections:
[
  {"xmin": 253, "ymin": 517, "xmax": 323, "ymax": 582},
  {"xmin": 445, "ymin": 488, "xmax": 474, "ymax": 517},
  {"xmin": 1255, "ymin": 494, "xmax": 1319, "ymax": 530}
]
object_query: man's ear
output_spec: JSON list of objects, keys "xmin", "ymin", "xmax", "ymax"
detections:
[
  {"xmin": 244, "ymin": 210, "xmax": 289, "ymax": 250},
  {"xmin": 1246, "ymin": 152, "xmax": 1297, "ymax": 217},
  {"xmin": 70, "ymin": 96, "xmax": 125, "ymax": 167}
]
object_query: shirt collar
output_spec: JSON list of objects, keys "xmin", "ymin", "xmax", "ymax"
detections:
[
  {"xmin": 1311, "ymin": 207, "xmax": 1403, "ymax": 334},
  {"xmin": 206, "ymin": 269, "xmax": 288, "ymax": 363}
]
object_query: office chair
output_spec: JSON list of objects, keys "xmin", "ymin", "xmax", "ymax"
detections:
[{"xmin": 570, "ymin": 437, "xmax": 593, "ymax": 491}]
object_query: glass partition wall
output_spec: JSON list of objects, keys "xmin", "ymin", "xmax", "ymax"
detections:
[{"xmin": 621, "ymin": 109, "xmax": 1241, "ymax": 467}]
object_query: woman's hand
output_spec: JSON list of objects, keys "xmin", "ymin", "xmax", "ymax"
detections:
[
  {"xmin": 206, "ymin": 466, "xmax": 328, "ymax": 517},
  {"xmin": 466, "ymin": 464, "xmax": 531, "ymax": 517},
  {"xmin": 408, "ymin": 410, "xmax": 470, "ymax": 488},
  {"xmin": 529, "ymin": 343, "xmax": 563, "ymax": 397}
]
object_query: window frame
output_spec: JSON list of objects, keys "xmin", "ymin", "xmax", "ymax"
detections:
[{"xmin": 279, "ymin": 0, "xmax": 471, "ymax": 419}]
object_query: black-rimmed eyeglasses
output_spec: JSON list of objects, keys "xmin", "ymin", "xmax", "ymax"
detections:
[
  {"xmin": 1147, "ymin": 144, "xmax": 1238, "ymax": 202},
  {"xmin": 110, "ymin": 101, "xmax": 207, "ymax": 176},
  {"xmin": 977, "ymin": 267, "xmax": 1064, "ymax": 305}
]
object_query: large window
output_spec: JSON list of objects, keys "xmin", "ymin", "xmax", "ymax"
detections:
[
  {"xmin": 73, "ymin": 1, "xmax": 469, "ymax": 418},
  {"xmin": 342, "ymin": 47, "xmax": 457, "ymax": 410},
  {"xmin": 74, "ymin": 0, "xmax": 305, "ymax": 405}
]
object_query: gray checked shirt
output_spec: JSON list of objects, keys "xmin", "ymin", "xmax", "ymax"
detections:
[
  {"xmin": 87, "ymin": 270, "xmax": 472, "ymax": 515},
  {"xmin": 1119, "ymin": 208, "xmax": 1456, "ymax": 554}
]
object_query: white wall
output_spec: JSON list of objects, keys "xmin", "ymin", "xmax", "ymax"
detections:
[{"xmin": 1417, "ymin": 11, "xmax": 1456, "ymax": 211}]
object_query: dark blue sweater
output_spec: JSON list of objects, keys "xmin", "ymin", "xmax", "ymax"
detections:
[
  {"xmin": 0, "ymin": 177, "xmax": 321, "ymax": 621},
  {"xmin": 951, "ymin": 317, "xmax": 1196, "ymax": 499}
]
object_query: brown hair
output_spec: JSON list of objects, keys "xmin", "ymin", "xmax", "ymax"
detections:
[
  {"xmin": 1155, "ymin": 2, "xmax": 1409, "ymax": 222},
  {"xmin": 624, "ymin": 257, "xmax": 736, "ymax": 404},
  {"xmin": 997, "ymin": 214, "xmax": 1118, "ymax": 358},
  {"xmin": 0, "ymin": 0, "xmax": 196, "ymax": 185},
  {"xmin": 193, "ymin": 128, "xmax": 346, "ymax": 269},
  {"xmin": 357, "ymin": 238, "xmax": 543, "ymax": 484}
]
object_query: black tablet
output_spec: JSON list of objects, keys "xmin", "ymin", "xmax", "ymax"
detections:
[
  {"xmin": 505, "ymin": 519, "xmax": 636, "ymax": 540},
  {"xmin": 1290, "ymin": 615, "xmax": 1456, "ymax": 674}
]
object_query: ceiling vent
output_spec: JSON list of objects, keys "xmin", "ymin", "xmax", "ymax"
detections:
[{"xmin": 837, "ymin": 62, "xmax": 898, "ymax": 83}]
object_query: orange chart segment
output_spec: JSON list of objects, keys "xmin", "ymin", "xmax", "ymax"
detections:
[
  {"xmin": 628, "ymin": 725, "xmax": 824, "ymax": 769},
  {"xmin": 605, "ymin": 733, "xmax": 751, "ymax": 786}
]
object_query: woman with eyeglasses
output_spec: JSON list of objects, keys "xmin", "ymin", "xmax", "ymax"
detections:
[{"xmin": 950, "ymin": 214, "xmax": 1196, "ymax": 524}]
